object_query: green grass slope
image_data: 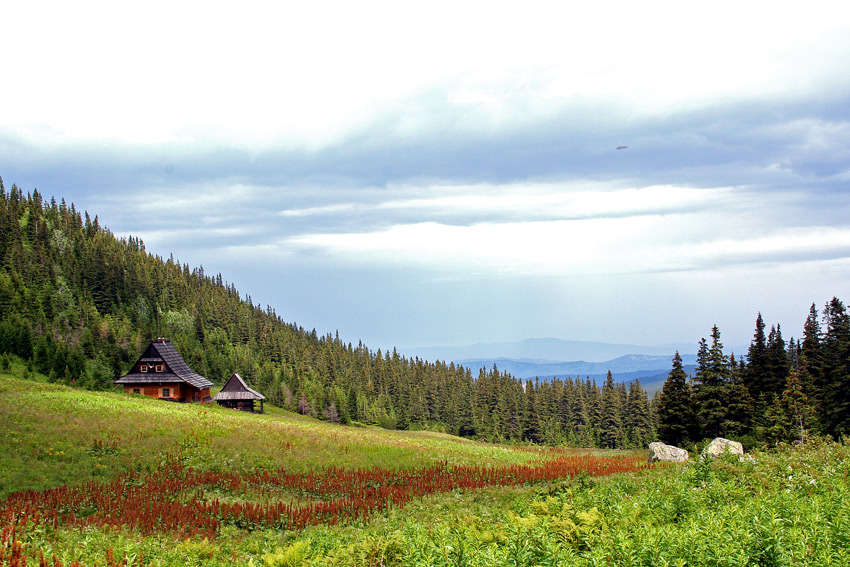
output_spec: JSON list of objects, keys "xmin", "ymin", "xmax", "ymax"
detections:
[
  {"xmin": 0, "ymin": 373, "xmax": 546, "ymax": 499},
  {"xmin": 3, "ymin": 372, "xmax": 850, "ymax": 566}
]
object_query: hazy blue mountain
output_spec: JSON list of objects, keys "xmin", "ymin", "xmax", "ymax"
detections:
[
  {"xmin": 638, "ymin": 365, "xmax": 699, "ymax": 395},
  {"xmin": 455, "ymin": 354, "xmax": 699, "ymax": 381},
  {"xmin": 401, "ymin": 337, "xmax": 698, "ymax": 364},
  {"xmin": 401, "ymin": 338, "xmax": 723, "ymax": 392}
]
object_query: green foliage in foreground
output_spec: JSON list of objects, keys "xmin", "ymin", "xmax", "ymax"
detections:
[
  {"xmin": 7, "ymin": 417, "xmax": 850, "ymax": 566},
  {"xmin": 259, "ymin": 440, "xmax": 850, "ymax": 567}
]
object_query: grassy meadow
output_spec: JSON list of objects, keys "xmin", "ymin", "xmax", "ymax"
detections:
[{"xmin": 2, "ymin": 370, "xmax": 849, "ymax": 566}]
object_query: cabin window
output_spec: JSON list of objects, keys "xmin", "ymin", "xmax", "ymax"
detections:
[
  {"xmin": 161, "ymin": 387, "xmax": 170, "ymax": 398},
  {"xmin": 140, "ymin": 365, "xmax": 148, "ymax": 373},
  {"xmin": 132, "ymin": 388, "xmax": 141, "ymax": 394},
  {"xmin": 155, "ymin": 364, "xmax": 164, "ymax": 372}
]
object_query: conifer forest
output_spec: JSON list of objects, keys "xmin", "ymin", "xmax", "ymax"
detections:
[{"xmin": 1, "ymin": 179, "xmax": 847, "ymax": 449}]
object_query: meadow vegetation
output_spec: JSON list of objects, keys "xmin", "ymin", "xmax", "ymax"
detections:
[
  {"xmin": 0, "ymin": 373, "xmax": 548, "ymax": 499},
  {"xmin": 2, "ymin": 374, "xmax": 850, "ymax": 566}
]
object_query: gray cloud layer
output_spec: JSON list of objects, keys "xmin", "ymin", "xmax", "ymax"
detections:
[
  {"xmin": 3, "ymin": 71, "xmax": 849, "ymax": 348},
  {"xmin": 4, "ymin": 84, "xmax": 848, "ymax": 197}
]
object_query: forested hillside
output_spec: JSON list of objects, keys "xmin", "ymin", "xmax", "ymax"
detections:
[
  {"xmin": 656, "ymin": 304, "xmax": 850, "ymax": 447},
  {"xmin": 2, "ymin": 179, "xmax": 846, "ymax": 450},
  {"xmin": 0, "ymin": 180, "xmax": 654, "ymax": 447}
]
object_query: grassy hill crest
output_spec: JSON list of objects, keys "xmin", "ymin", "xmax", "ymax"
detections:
[{"xmin": 0, "ymin": 371, "xmax": 549, "ymax": 500}]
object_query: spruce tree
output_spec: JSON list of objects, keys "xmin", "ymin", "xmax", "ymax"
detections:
[
  {"xmin": 584, "ymin": 378, "xmax": 602, "ymax": 446},
  {"xmin": 569, "ymin": 378, "xmax": 589, "ymax": 445},
  {"xmin": 722, "ymin": 352, "xmax": 754, "ymax": 438},
  {"xmin": 625, "ymin": 379, "xmax": 652, "ymax": 448},
  {"xmin": 786, "ymin": 305, "xmax": 822, "ymax": 434},
  {"xmin": 657, "ymin": 352, "xmax": 695, "ymax": 446},
  {"xmin": 455, "ymin": 375, "xmax": 478, "ymax": 437},
  {"xmin": 557, "ymin": 378, "xmax": 574, "ymax": 433},
  {"xmin": 744, "ymin": 313, "xmax": 770, "ymax": 416},
  {"xmin": 504, "ymin": 379, "xmax": 523, "ymax": 441},
  {"xmin": 599, "ymin": 372, "xmax": 623, "ymax": 449},
  {"xmin": 692, "ymin": 326, "xmax": 736, "ymax": 439},
  {"xmin": 821, "ymin": 298, "xmax": 850, "ymax": 436},
  {"xmin": 522, "ymin": 380, "xmax": 543, "ymax": 443},
  {"xmin": 765, "ymin": 324, "xmax": 790, "ymax": 401},
  {"xmin": 764, "ymin": 369, "xmax": 814, "ymax": 444}
]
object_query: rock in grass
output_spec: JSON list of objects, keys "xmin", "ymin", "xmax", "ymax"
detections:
[
  {"xmin": 648, "ymin": 442, "xmax": 689, "ymax": 463},
  {"xmin": 703, "ymin": 437, "xmax": 744, "ymax": 459}
]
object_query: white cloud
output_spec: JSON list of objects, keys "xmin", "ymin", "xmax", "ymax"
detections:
[
  {"xmin": 268, "ymin": 182, "xmax": 730, "ymax": 225},
  {"xmin": 6, "ymin": 1, "xmax": 850, "ymax": 349},
  {"xmin": 94, "ymin": 175, "xmax": 847, "ymax": 284},
  {"xmin": 3, "ymin": 1, "xmax": 849, "ymax": 148},
  {"xmin": 683, "ymin": 227, "xmax": 850, "ymax": 264},
  {"xmin": 274, "ymin": 179, "xmax": 850, "ymax": 279},
  {"xmin": 280, "ymin": 203, "xmax": 359, "ymax": 217},
  {"xmin": 377, "ymin": 183, "xmax": 725, "ymax": 221},
  {"xmin": 287, "ymin": 216, "xmax": 850, "ymax": 278}
]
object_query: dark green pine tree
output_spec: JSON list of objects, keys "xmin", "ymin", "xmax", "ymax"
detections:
[
  {"xmin": 764, "ymin": 368, "xmax": 815, "ymax": 444},
  {"xmin": 522, "ymin": 380, "xmax": 543, "ymax": 443},
  {"xmin": 454, "ymin": 372, "xmax": 478, "ymax": 437},
  {"xmin": 649, "ymin": 391, "xmax": 660, "ymax": 436},
  {"xmin": 798, "ymin": 303, "xmax": 823, "ymax": 432},
  {"xmin": 474, "ymin": 367, "xmax": 498, "ymax": 440},
  {"xmin": 599, "ymin": 371, "xmax": 623, "ymax": 449},
  {"xmin": 692, "ymin": 327, "xmax": 730, "ymax": 439},
  {"xmin": 552, "ymin": 381, "xmax": 569, "ymax": 443},
  {"xmin": 558, "ymin": 378, "xmax": 578, "ymax": 444},
  {"xmin": 583, "ymin": 378, "xmax": 602, "ymax": 446},
  {"xmin": 821, "ymin": 298, "xmax": 850, "ymax": 436},
  {"xmin": 765, "ymin": 324, "xmax": 790, "ymax": 401},
  {"xmin": 692, "ymin": 337, "xmax": 714, "ymax": 439},
  {"xmin": 569, "ymin": 379, "xmax": 589, "ymax": 445},
  {"xmin": 657, "ymin": 352, "xmax": 696, "ymax": 446},
  {"xmin": 505, "ymin": 379, "xmax": 524, "ymax": 442},
  {"xmin": 625, "ymin": 379, "xmax": 652, "ymax": 448},
  {"xmin": 744, "ymin": 313, "xmax": 771, "ymax": 417},
  {"xmin": 615, "ymin": 381, "xmax": 629, "ymax": 445},
  {"xmin": 721, "ymin": 352, "xmax": 754, "ymax": 439}
]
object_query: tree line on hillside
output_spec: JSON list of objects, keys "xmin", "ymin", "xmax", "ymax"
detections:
[
  {"xmin": 1, "ymin": 180, "xmax": 846, "ymax": 449},
  {"xmin": 656, "ymin": 301, "xmax": 850, "ymax": 447},
  {"xmin": 0, "ymin": 180, "xmax": 654, "ymax": 447}
]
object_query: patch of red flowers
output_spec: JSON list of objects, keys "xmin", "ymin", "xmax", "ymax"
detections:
[{"xmin": 1, "ymin": 453, "xmax": 645, "ymax": 564}]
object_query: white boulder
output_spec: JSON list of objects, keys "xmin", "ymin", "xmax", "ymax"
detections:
[
  {"xmin": 703, "ymin": 437, "xmax": 744, "ymax": 459},
  {"xmin": 648, "ymin": 441, "xmax": 689, "ymax": 463}
]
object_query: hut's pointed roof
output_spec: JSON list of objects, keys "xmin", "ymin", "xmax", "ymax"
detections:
[
  {"xmin": 115, "ymin": 339, "xmax": 213, "ymax": 389},
  {"xmin": 213, "ymin": 372, "xmax": 266, "ymax": 401}
]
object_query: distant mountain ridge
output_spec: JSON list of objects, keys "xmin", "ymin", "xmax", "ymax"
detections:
[
  {"xmin": 400, "ymin": 338, "xmax": 705, "ymax": 395},
  {"xmin": 454, "ymin": 353, "xmax": 698, "ymax": 381},
  {"xmin": 401, "ymin": 337, "xmax": 698, "ymax": 365}
]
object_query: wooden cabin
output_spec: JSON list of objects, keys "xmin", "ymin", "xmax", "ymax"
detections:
[
  {"xmin": 213, "ymin": 372, "xmax": 266, "ymax": 413},
  {"xmin": 115, "ymin": 338, "xmax": 213, "ymax": 402}
]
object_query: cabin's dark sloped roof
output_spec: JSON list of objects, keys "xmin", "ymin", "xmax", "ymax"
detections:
[
  {"xmin": 213, "ymin": 372, "xmax": 266, "ymax": 401},
  {"xmin": 115, "ymin": 340, "xmax": 213, "ymax": 389}
]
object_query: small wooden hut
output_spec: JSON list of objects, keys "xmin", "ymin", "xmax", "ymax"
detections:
[
  {"xmin": 115, "ymin": 338, "xmax": 213, "ymax": 402},
  {"xmin": 213, "ymin": 372, "xmax": 266, "ymax": 413}
]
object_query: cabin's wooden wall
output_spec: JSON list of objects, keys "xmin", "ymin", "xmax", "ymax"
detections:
[{"xmin": 123, "ymin": 383, "xmax": 187, "ymax": 400}]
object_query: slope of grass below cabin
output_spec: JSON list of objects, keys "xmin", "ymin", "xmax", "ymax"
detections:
[{"xmin": 0, "ymin": 374, "xmax": 550, "ymax": 498}]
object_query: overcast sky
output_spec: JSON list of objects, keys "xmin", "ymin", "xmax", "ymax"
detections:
[{"xmin": 3, "ymin": 1, "xmax": 850, "ymax": 354}]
